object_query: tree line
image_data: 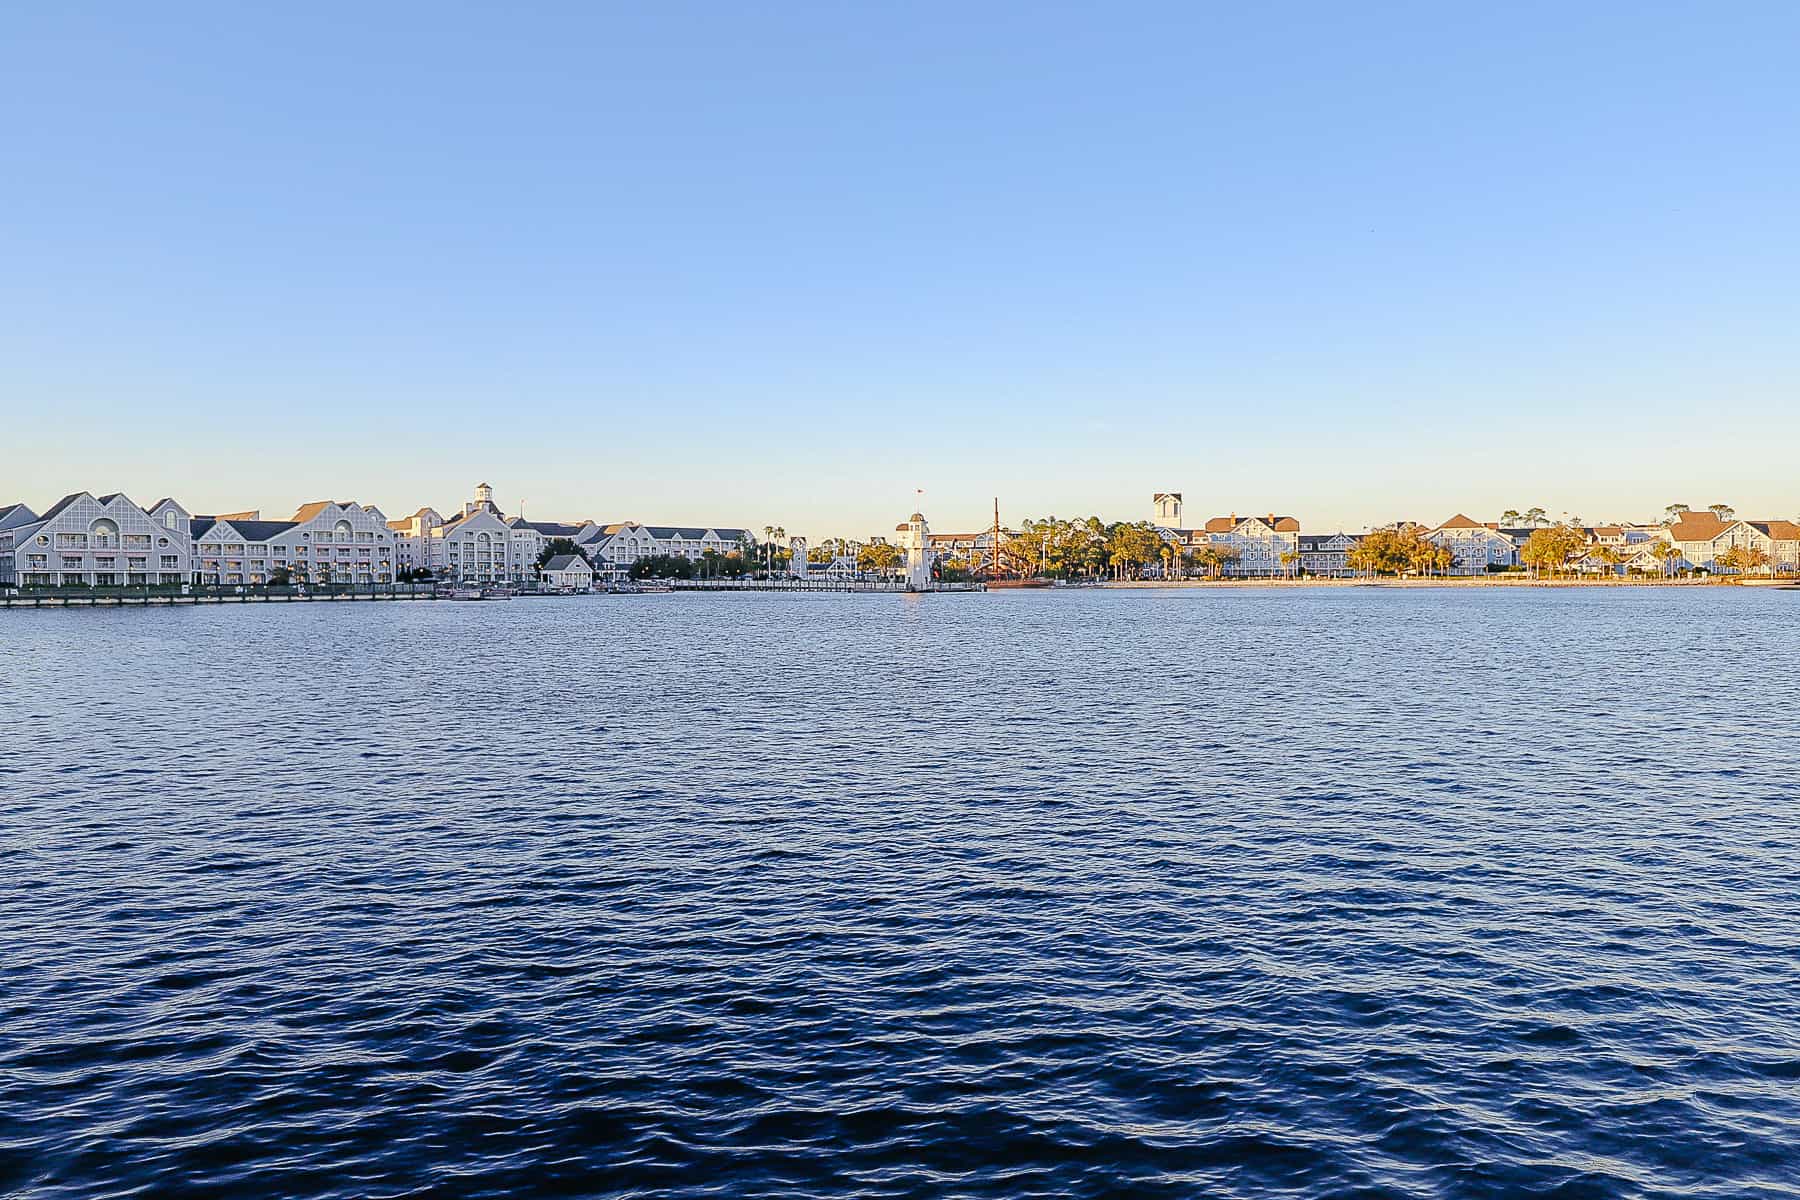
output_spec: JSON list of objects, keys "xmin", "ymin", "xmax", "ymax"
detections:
[{"xmin": 997, "ymin": 518, "xmax": 1262, "ymax": 580}]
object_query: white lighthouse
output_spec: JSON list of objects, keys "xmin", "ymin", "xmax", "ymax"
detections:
[{"xmin": 898, "ymin": 511, "xmax": 932, "ymax": 591}]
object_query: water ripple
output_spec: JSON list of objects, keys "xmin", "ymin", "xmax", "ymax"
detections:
[{"xmin": 1, "ymin": 588, "xmax": 1798, "ymax": 1198}]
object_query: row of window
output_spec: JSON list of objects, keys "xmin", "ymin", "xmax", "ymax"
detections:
[{"xmin": 23, "ymin": 573, "xmax": 189, "ymax": 585}]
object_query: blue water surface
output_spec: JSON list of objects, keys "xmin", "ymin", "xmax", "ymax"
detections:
[{"xmin": 2, "ymin": 587, "xmax": 1797, "ymax": 1198}]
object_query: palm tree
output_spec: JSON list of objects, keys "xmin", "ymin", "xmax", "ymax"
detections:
[
  {"xmin": 1279, "ymin": 549, "xmax": 1300, "ymax": 580},
  {"xmin": 1652, "ymin": 541, "xmax": 1682, "ymax": 579},
  {"xmin": 1588, "ymin": 544, "xmax": 1626, "ymax": 579}
]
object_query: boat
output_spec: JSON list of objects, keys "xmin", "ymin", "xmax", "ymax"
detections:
[{"xmin": 987, "ymin": 578, "xmax": 1052, "ymax": 589}]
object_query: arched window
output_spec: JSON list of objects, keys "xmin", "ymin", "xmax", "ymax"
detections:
[
  {"xmin": 334, "ymin": 520, "xmax": 354, "ymax": 539},
  {"xmin": 164, "ymin": 511, "xmax": 178, "ymax": 529}
]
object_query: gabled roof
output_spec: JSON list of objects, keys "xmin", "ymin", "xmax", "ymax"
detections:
[
  {"xmin": 1667, "ymin": 512, "xmax": 1735, "ymax": 542},
  {"xmin": 37, "ymin": 493, "xmax": 93, "ymax": 524},
  {"xmin": 289, "ymin": 501, "xmax": 361, "ymax": 524},
  {"xmin": 227, "ymin": 521, "xmax": 299, "ymax": 542},
  {"xmin": 13, "ymin": 490, "xmax": 144, "ymax": 526},
  {"xmin": 439, "ymin": 507, "xmax": 510, "ymax": 533},
  {"xmin": 1750, "ymin": 520, "xmax": 1800, "ymax": 540},
  {"xmin": 1436, "ymin": 514, "xmax": 1486, "ymax": 530},
  {"xmin": 1205, "ymin": 514, "xmax": 1300, "ymax": 533},
  {"xmin": 516, "ymin": 520, "xmax": 586, "ymax": 538},
  {"xmin": 541, "ymin": 554, "xmax": 591, "ymax": 572},
  {"xmin": 0, "ymin": 503, "xmax": 37, "ymax": 528},
  {"xmin": 191, "ymin": 518, "xmax": 299, "ymax": 542},
  {"xmin": 644, "ymin": 525, "xmax": 745, "ymax": 541},
  {"xmin": 147, "ymin": 498, "xmax": 183, "ymax": 514}
]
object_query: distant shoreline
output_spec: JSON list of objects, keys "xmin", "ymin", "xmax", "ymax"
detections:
[{"xmin": 1098, "ymin": 577, "xmax": 1797, "ymax": 590}]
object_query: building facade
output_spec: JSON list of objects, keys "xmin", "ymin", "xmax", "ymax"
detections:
[
  {"xmin": 540, "ymin": 554, "xmax": 595, "ymax": 591},
  {"xmin": 1665, "ymin": 513, "xmax": 1800, "ymax": 573},
  {"xmin": 0, "ymin": 492, "xmax": 191, "ymax": 588},
  {"xmin": 1298, "ymin": 532, "xmax": 1362, "ymax": 577},
  {"xmin": 582, "ymin": 523, "xmax": 755, "ymax": 580},
  {"xmin": 193, "ymin": 500, "xmax": 397, "ymax": 586},
  {"xmin": 1427, "ymin": 515, "xmax": 1518, "ymax": 574},
  {"xmin": 1199, "ymin": 513, "xmax": 1302, "ymax": 577},
  {"xmin": 387, "ymin": 508, "xmax": 444, "ymax": 576}
]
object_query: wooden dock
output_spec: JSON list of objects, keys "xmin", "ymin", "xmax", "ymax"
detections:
[{"xmin": 1, "ymin": 589, "xmax": 440, "ymax": 608}]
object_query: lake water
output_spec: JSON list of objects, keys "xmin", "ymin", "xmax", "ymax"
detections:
[{"xmin": 3, "ymin": 588, "xmax": 1798, "ymax": 1198}]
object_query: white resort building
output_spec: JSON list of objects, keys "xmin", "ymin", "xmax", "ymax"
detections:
[
  {"xmin": 192, "ymin": 500, "xmax": 397, "ymax": 586},
  {"xmin": 1426, "ymin": 515, "xmax": 1519, "ymax": 574},
  {"xmin": 1664, "ymin": 512, "xmax": 1800, "ymax": 574},
  {"xmin": 1150, "ymin": 495, "xmax": 1303, "ymax": 578},
  {"xmin": 580, "ymin": 522, "xmax": 755, "ymax": 580},
  {"xmin": 0, "ymin": 492, "xmax": 192, "ymax": 588},
  {"xmin": 1203, "ymin": 514, "xmax": 1302, "ymax": 576},
  {"xmin": 388, "ymin": 485, "xmax": 751, "ymax": 582},
  {"xmin": 1298, "ymin": 532, "xmax": 1362, "ymax": 577}
]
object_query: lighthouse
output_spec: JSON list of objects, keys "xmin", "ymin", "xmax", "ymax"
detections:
[{"xmin": 898, "ymin": 511, "xmax": 932, "ymax": 591}]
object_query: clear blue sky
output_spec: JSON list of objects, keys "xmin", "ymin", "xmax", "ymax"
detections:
[{"xmin": 4, "ymin": 1, "xmax": 1796, "ymax": 537}]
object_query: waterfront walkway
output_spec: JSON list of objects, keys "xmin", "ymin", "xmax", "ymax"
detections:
[
  {"xmin": 1, "ymin": 587, "xmax": 439, "ymax": 608},
  {"xmin": 670, "ymin": 579, "xmax": 986, "ymax": 593}
]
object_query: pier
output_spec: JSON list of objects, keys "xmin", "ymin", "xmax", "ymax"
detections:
[{"xmin": 1, "ymin": 587, "xmax": 440, "ymax": 608}]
